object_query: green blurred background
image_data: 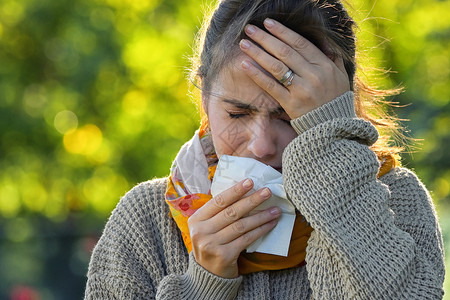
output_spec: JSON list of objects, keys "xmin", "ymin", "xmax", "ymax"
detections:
[{"xmin": 0, "ymin": 0, "xmax": 448, "ymax": 299}]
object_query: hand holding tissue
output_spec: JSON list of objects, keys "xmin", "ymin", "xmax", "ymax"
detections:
[{"xmin": 211, "ymin": 155, "xmax": 296, "ymax": 257}]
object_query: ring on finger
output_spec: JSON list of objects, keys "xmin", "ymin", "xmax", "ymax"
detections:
[
  {"xmin": 279, "ymin": 69, "xmax": 293, "ymax": 84},
  {"xmin": 284, "ymin": 72, "xmax": 295, "ymax": 87}
]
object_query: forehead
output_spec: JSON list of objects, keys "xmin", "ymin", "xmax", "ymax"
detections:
[{"xmin": 208, "ymin": 55, "xmax": 280, "ymax": 110}]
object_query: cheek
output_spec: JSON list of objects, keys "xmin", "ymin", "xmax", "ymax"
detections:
[
  {"xmin": 208, "ymin": 113, "xmax": 249, "ymax": 157},
  {"xmin": 274, "ymin": 123, "xmax": 297, "ymax": 150}
]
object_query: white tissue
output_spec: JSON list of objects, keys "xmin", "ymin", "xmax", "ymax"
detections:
[{"xmin": 211, "ymin": 155, "xmax": 296, "ymax": 257}]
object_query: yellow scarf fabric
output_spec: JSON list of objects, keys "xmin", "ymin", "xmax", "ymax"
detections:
[{"xmin": 165, "ymin": 119, "xmax": 397, "ymax": 275}]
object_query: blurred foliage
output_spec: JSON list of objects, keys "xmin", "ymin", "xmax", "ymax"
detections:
[
  {"xmin": 350, "ymin": 0, "xmax": 450, "ymax": 205},
  {"xmin": 0, "ymin": 0, "xmax": 448, "ymax": 299}
]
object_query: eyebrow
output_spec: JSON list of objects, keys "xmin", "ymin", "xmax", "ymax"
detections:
[{"xmin": 222, "ymin": 98, "xmax": 286, "ymax": 116}]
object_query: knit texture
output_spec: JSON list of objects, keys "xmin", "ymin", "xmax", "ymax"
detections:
[{"xmin": 84, "ymin": 93, "xmax": 445, "ymax": 299}]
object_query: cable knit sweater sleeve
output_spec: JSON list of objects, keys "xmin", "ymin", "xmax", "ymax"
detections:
[
  {"xmin": 84, "ymin": 178, "xmax": 242, "ymax": 300},
  {"xmin": 283, "ymin": 92, "xmax": 445, "ymax": 299}
]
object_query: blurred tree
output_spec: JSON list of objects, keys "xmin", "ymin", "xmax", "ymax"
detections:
[
  {"xmin": 0, "ymin": 0, "xmax": 448, "ymax": 299},
  {"xmin": 360, "ymin": 0, "xmax": 450, "ymax": 205}
]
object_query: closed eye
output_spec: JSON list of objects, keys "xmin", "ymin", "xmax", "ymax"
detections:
[
  {"xmin": 227, "ymin": 111, "xmax": 249, "ymax": 119},
  {"xmin": 273, "ymin": 113, "xmax": 291, "ymax": 125}
]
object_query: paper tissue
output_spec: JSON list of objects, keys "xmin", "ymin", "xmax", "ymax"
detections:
[{"xmin": 211, "ymin": 155, "xmax": 296, "ymax": 257}]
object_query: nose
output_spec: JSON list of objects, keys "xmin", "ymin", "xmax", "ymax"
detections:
[{"xmin": 246, "ymin": 119, "xmax": 277, "ymax": 159}]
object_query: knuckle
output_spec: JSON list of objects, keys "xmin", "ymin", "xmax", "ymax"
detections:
[
  {"xmin": 277, "ymin": 26, "xmax": 288, "ymax": 36},
  {"xmin": 252, "ymin": 70, "xmax": 262, "ymax": 81},
  {"xmin": 214, "ymin": 194, "xmax": 226, "ymax": 208},
  {"xmin": 265, "ymin": 79, "xmax": 276, "ymax": 91},
  {"xmin": 293, "ymin": 36, "xmax": 308, "ymax": 51},
  {"xmin": 271, "ymin": 61, "xmax": 284, "ymax": 74},
  {"xmin": 258, "ymin": 31, "xmax": 267, "ymax": 43},
  {"xmin": 243, "ymin": 231, "xmax": 254, "ymax": 244},
  {"xmin": 248, "ymin": 193, "xmax": 261, "ymax": 206},
  {"xmin": 214, "ymin": 248, "xmax": 226, "ymax": 261},
  {"xmin": 254, "ymin": 225, "xmax": 267, "ymax": 238},
  {"xmin": 253, "ymin": 47, "xmax": 263, "ymax": 60},
  {"xmin": 309, "ymin": 73, "xmax": 321, "ymax": 87},
  {"xmin": 303, "ymin": 86, "xmax": 315, "ymax": 101},
  {"xmin": 197, "ymin": 239, "xmax": 215, "ymax": 254},
  {"xmin": 279, "ymin": 45, "xmax": 292, "ymax": 59},
  {"xmin": 232, "ymin": 220, "xmax": 246, "ymax": 233},
  {"xmin": 224, "ymin": 205, "xmax": 238, "ymax": 221},
  {"xmin": 187, "ymin": 216, "xmax": 195, "ymax": 228},
  {"xmin": 233, "ymin": 184, "xmax": 241, "ymax": 195},
  {"xmin": 189, "ymin": 224, "xmax": 201, "ymax": 241}
]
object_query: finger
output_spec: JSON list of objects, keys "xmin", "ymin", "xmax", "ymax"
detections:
[
  {"xmin": 241, "ymin": 59, "xmax": 298, "ymax": 112},
  {"xmin": 193, "ymin": 178, "xmax": 254, "ymax": 221},
  {"xmin": 260, "ymin": 18, "xmax": 330, "ymax": 64},
  {"xmin": 227, "ymin": 217, "xmax": 279, "ymax": 251},
  {"xmin": 209, "ymin": 187, "xmax": 273, "ymax": 232},
  {"xmin": 240, "ymin": 38, "xmax": 300, "ymax": 85},
  {"xmin": 219, "ymin": 206, "xmax": 281, "ymax": 244},
  {"xmin": 244, "ymin": 24, "xmax": 312, "ymax": 75}
]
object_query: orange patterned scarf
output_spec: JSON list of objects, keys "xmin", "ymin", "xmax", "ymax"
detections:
[{"xmin": 165, "ymin": 119, "xmax": 397, "ymax": 275}]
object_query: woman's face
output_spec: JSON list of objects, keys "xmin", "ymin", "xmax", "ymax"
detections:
[{"xmin": 204, "ymin": 57, "xmax": 298, "ymax": 173}]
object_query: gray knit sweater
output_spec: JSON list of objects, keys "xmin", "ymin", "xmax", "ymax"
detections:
[{"xmin": 84, "ymin": 92, "xmax": 445, "ymax": 299}]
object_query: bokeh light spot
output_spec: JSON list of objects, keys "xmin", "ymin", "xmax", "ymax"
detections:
[
  {"xmin": 83, "ymin": 167, "xmax": 128, "ymax": 214},
  {"xmin": 9, "ymin": 285, "xmax": 41, "ymax": 300},
  {"xmin": 90, "ymin": 7, "xmax": 115, "ymax": 30},
  {"xmin": 23, "ymin": 84, "xmax": 48, "ymax": 117},
  {"xmin": 0, "ymin": 182, "xmax": 21, "ymax": 218},
  {"xmin": 435, "ymin": 176, "xmax": 450, "ymax": 200},
  {"xmin": 63, "ymin": 124, "xmax": 103, "ymax": 155},
  {"xmin": 4, "ymin": 217, "xmax": 33, "ymax": 243},
  {"xmin": 44, "ymin": 38, "xmax": 68, "ymax": 63},
  {"xmin": 22, "ymin": 179, "xmax": 48, "ymax": 213},
  {"xmin": 122, "ymin": 90, "xmax": 147, "ymax": 116},
  {"xmin": 54, "ymin": 110, "xmax": 78, "ymax": 134},
  {"xmin": 0, "ymin": 1, "xmax": 24, "ymax": 26},
  {"xmin": 86, "ymin": 137, "xmax": 112, "ymax": 165}
]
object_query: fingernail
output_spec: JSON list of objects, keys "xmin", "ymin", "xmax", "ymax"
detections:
[
  {"xmin": 245, "ymin": 24, "xmax": 256, "ymax": 35},
  {"xmin": 240, "ymin": 39, "xmax": 251, "ymax": 49},
  {"xmin": 270, "ymin": 207, "xmax": 280, "ymax": 215},
  {"xmin": 264, "ymin": 18, "xmax": 275, "ymax": 28},
  {"xmin": 241, "ymin": 60, "xmax": 251, "ymax": 69},
  {"xmin": 243, "ymin": 178, "xmax": 253, "ymax": 188},
  {"xmin": 260, "ymin": 188, "xmax": 271, "ymax": 198}
]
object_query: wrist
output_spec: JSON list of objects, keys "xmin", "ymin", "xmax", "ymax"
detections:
[
  {"xmin": 290, "ymin": 91, "xmax": 356, "ymax": 135},
  {"xmin": 180, "ymin": 252, "xmax": 242, "ymax": 299}
]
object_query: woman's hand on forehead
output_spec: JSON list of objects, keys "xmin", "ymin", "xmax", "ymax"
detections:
[{"xmin": 238, "ymin": 18, "xmax": 350, "ymax": 120}]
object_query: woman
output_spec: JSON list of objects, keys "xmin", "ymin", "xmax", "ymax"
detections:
[{"xmin": 84, "ymin": 0, "xmax": 445, "ymax": 299}]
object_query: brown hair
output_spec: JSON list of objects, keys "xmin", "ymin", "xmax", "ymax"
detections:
[{"xmin": 190, "ymin": 0, "xmax": 404, "ymax": 159}]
